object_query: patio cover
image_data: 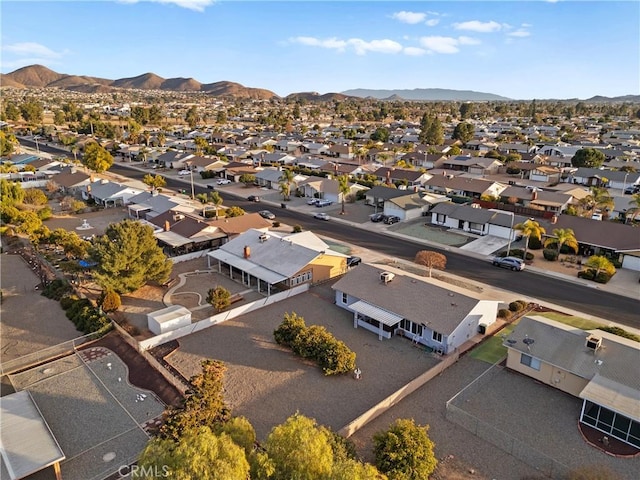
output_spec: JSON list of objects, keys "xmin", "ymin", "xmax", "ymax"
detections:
[
  {"xmin": 579, "ymin": 374, "xmax": 640, "ymax": 422},
  {"xmin": 349, "ymin": 300, "xmax": 403, "ymax": 326},
  {"xmin": 0, "ymin": 391, "xmax": 65, "ymax": 479},
  {"xmin": 208, "ymin": 249, "xmax": 289, "ymax": 285}
]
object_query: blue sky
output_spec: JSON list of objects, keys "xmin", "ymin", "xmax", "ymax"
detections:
[{"xmin": 1, "ymin": 1, "xmax": 638, "ymax": 99}]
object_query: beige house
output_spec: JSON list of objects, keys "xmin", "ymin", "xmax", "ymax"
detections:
[{"xmin": 504, "ymin": 316, "xmax": 640, "ymax": 449}]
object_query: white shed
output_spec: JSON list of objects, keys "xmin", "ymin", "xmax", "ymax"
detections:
[{"xmin": 147, "ymin": 305, "xmax": 191, "ymax": 335}]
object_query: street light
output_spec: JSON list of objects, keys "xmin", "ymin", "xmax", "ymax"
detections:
[
  {"xmin": 505, "ymin": 211, "xmax": 516, "ymax": 257},
  {"xmin": 622, "ymin": 172, "xmax": 629, "ymax": 194},
  {"xmin": 190, "ymin": 169, "xmax": 195, "ymax": 199}
]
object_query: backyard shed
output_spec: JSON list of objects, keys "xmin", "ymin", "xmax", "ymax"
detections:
[{"xmin": 147, "ymin": 305, "xmax": 191, "ymax": 335}]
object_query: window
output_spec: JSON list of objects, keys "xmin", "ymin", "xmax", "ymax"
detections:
[
  {"xmin": 290, "ymin": 270, "xmax": 312, "ymax": 286},
  {"xmin": 341, "ymin": 292, "xmax": 348, "ymax": 304},
  {"xmin": 520, "ymin": 353, "xmax": 541, "ymax": 371},
  {"xmin": 432, "ymin": 331, "xmax": 442, "ymax": 343}
]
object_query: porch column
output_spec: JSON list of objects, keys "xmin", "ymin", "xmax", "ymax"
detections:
[
  {"xmin": 378, "ymin": 323, "xmax": 383, "ymax": 341},
  {"xmin": 353, "ymin": 312, "xmax": 358, "ymax": 329}
]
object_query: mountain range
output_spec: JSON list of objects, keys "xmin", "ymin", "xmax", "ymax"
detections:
[{"xmin": 1, "ymin": 65, "xmax": 638, "ymax": 102}]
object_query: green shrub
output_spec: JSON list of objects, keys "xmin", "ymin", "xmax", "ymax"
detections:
[
  {"xmin": 274, "ymin": 312, "xmax": 356, "ymax": 375},
  {"xmin": 99, "ymin": 290, "xmax": 121, "ymax": 312},
  {"xmin": 543, "ymin": 249, "xmax": 559, "ymax": 261},
  {"xmin": 528, "ymin": 236, "xmax": 542, "ymax": 250},
  {"xmin": 578, "ymin": 270, "xmax": 595, "ymax": 280},
  {"xmin": 594, "ymin": 272, "xmax": 612, "ymax": 284},
  {"xmin": 272, "ymin": 221, "xmax": 280, "ymax": 228},
  {"xmin": 509, "ymin": 301, "xmax": 524, "ymax": 312},
  {"xmin": 508, "ymin": 249, "xmax": 534, "ymax": 261},
  {"xmin": 60, "ymin": 294, "xmax": 79, "ymax": 310},
  {"xmin": 497, "ymin": 308, "xmax": 511, "ymax": 319},
  {"xmin": 597, "ymin": 326, "xmax": 640, "ymax": 342},
  {"xmin": 41, "ymin": 279, "xmax": 72, "ymax": 300},
  {"xmin": 292, "ymin": 224, "xmax": 302, "ymax": 233}
]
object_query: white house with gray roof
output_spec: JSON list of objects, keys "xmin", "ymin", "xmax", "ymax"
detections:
[
  {"xmin": 430, "ymin": 203, "xmax": 528, "ymax": 239},
  {"xmin": 331, "ymin": 264, "xmax": 498, "ymax": 351},
  {"xmin": 504, "ymin": 316, "xmax": 640, "ymax": 449}
]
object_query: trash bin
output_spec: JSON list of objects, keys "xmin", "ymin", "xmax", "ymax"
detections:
[{"xmin": 281, "ymin": 203, "xmax": 287, "ymax": 209}]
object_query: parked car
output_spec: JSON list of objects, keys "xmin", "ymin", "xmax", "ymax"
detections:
[
  {"xmin": 624, "ymin": 185, "xmax": 640, "ymax": 194},
  {"xmin": 492, "ymin": 256, "xmax": 525, "ymax": 271},
  {"xmin": 313, "ymin": 212, "xmax": 330, "ymax": 221},
  {"xmin": 248, "ymin": 195, "xmax": 260, "ymax": 202},
  {"xmin": 346, "ymin": 256, "xmax": 362, "ymax": 267},
  {"xmin": 370, "ymin": 213, "xmax": 385, "ymax": 222},
  {"xmin": 315, "ymin": 199, "xmax": 333, "ymax": 207},
  {"xmin": 307, "ymin": 198, "xmax": 319, "ymax": 205},
  {"xmin": 207, "ymin": 184, "xmax": 215, "ymax": 190},
  {"xmin": 178, "ymin": 169, "xmax": 191, "ymax": 176},
  {"xmin": 258, "ymin": 210, "xmax": 275, "ymax": 220},
  {"xmin": 217, "ymin": 178, "xmax": 231, "ymax": 185},
  {"xmin": 384, "ymin": 215, "xmax": 400, "ymax": 225}
]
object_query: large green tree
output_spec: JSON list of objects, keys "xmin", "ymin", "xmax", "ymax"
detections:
[
  {"xmin": 83, "ymin": 142, "xmax": 114, "ymax": 173},
  {"xmin": 136, "ymin": 427, "xmax": 249, "ymax": 480},
  {"xmin": 452, "ymin": 121, "xmax": 474, "ymax": 144},
  {"xmin": 89, "ymin": 220, "xmax": 172, "ymax": 293},
  {"xmin": 20, "ymin": 99, "xmax": 44, "ymax": 124},
  {"xmin": 373, "ymin": 419, "xmax": 437, "ymax": 480},
  {"xmin": 571, "ymin": 148, "xmax": 605, "ymax": 168},
  {"xmin": 160, "ymin": 359, "xmax": 230, "ymax": 441},
  {"xmin": 142, "ymin": 173, "xmax": 166, "ymax": 192},
  {"xmin": 0, "ymin": 131, "xmax": 19, "ymax": 156},
  {"xmin": 185, "ymin": 106, "xmax": 199, "ymax": 129}
]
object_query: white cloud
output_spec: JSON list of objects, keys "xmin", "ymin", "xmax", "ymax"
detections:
[
  {"xmin": 289, "ymin": 37, "xmax": 403, "ymax": 55},
  {"xmin": 419, "ymin": 36, "xmax": 460, "ymax": 54},
  {"xmin": 426, "ymin": 19, "xmax": 440, "ymax": 27},
  {"xmin": 392, "ymin": 11, "xmax": 426, "ymax": 24},
  {"xmin": 118, "ymin": 0, "xmax": 215, "ymax": 13},
  {"xmin": 458, "ymin": 36, "xmax": 481, "ymax": 46},
  {"xmin": 403, "ymin": 47, "xmax": 427, "ymax": 56},
  {"xmin": 418, "ymin": 36, "xmax": 481, "ymax": 54},
  {"xmin": 3, "ymin": 42, "xmax": 64, "ymax": 58},
  {"xmin": 509, "ymin": 30, "xmax": 531, "ymax": 37},
  {"xmin": 521, "ymin": 23, "xmax": 533, "ymax": 28},
  {"xmin": 453, "ymin": 20, "xmax": 502, "ymax": 33}
]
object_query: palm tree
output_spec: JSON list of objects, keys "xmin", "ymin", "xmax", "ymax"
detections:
[
  {"xmin": 544, "ymin": 228, "xmax": 578, "ymax": 256},
  {"xmin": 626, "ymin": 193, "xmax": 640, "ymax": 222},
  {"xmin": 579, "ymin": 187, "xmax": 615, "ymax": 218},
  {"xmin": 338, "ymin": 175, "xmax": 350, "ymax": 215},
  {"xmin": 514, "ymin": 219, "xmax": 546, "ymax": 262},
  {"xmin": 278, "ymin": 168, "xmax": 295, "ymax": 201},
  {"xmin": 209, "ymin": 191, "xmax": 223, "ymax": 219}
]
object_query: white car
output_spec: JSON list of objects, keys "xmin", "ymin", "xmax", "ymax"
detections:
[
  {"xmin": 178, "ymin": 169, "xmax": 191, "ymax": 176},
  {"xmin": 313, "ymin": 212, "xmax": 330, "ymax": 221},
  {"xmin": 217, "ymin": 178, "xmax": 231, "ymax": 185}
]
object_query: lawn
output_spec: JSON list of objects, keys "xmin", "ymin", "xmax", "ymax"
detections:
[
  {"xmin": 536, "ymin": 312, "xmax": 603, "ymax": 330},
  {"xmin": 469, "ymin": 322, "xmax": 519, "ymax": 364}
]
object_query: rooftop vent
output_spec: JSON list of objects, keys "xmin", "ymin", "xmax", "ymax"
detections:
[
  {"xmin": 258, "ymin": 234, "xmax": 269, "ymax": 243},
  {"xmin": 173, "ymin": 214, "xmax": 185, "ymax": 221},
  {"xmin": 380, "ymin": 272, "xmax": 395, "ymax": 284},
  {"xmin": 586, "ymin": 335, "xmax": 602, "ymax": 351}
]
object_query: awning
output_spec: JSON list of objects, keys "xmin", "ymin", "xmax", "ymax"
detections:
[
  {"xmin": 350, "ymin": 300, "xmax": 403, "ymax": 326},
  {"xmin": 0, "ymin": 391, "xmax": 65, "ymax": 479},
  {"xmin": 579, "ymin": 374, "xmax": 640, "ymax": 422},
  {"xmin": 208, "ymin": 250, "xmax": 289, "ymax": 285}
]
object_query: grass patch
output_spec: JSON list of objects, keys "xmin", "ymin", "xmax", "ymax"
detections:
[
  {"xmin": 536, "ymin": 312, "xmax": 603, "ymax": 330},
  {"xmin": 469, "ymin": 322, "xmax": 519, "ymax": 364}
]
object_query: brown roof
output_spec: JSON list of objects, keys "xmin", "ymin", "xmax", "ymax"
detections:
[{"xmin": 208, "ymin": 213, "xmax": 272, "ymax": 236}]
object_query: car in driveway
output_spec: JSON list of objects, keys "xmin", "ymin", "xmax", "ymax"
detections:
[
  {"xmin": 313, "ymin": 212, "xmax": 330, "ymax": 221},
  {"xmin": 384, "ymin": 215, "xmax": 400, "ymax": 225},
  {"xmin": 178, "ymin": 169, "xmax": 191, "ymax": 176},
  {"xmin": 247, "ymin": 195, "xmax": 261, "ymax": 202},
  {"xmin": 315, "ymin": 199, "xmax": 333, "ymax": 207},
  {"xmin": 346, "ymin": 256, "xmax": 362, "ymax": 267},
  {"xmin": 624, "ymin": 185, "xmax": 640, "ymax": 194},
  {"xmin": 492, "ymin": 256, "xmax": 525, "ymax": 271},
  {"xmin": 307, "ymin": 198, "xmax": 319, "ymax": 205},
  {"xmin": 258, "ymin": 210, "xmax": 275, "ymax": 220},
  {"xmin": 370, "ymin": 213, "xmax": 385, "ymax": 222},
  {"xmin": 217, "ymin": 178, "xmax": 231, "ymax": 185}
]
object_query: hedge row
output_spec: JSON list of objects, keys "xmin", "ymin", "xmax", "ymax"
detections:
[
  {"xmin": 578, "ymin": 269, "xmax": 613, "ymax": 284},
  {"xmin": 61, "ymin": 295, "xmax": 112, "ymax": 335},
  {"xmin": 274, "ymin": 312, "xmax": 356, "ymax": 376}
]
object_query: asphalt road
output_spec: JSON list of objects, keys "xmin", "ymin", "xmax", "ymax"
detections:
[{"xmin": 17, "ymin": 140, "xmax": 640, "ymax": 326}]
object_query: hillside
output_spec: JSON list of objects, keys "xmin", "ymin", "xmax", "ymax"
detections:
[
  {"xmin": 342, "ymin": 87, "xmax": 511, "ymax": 101},
  {"xmin": 286, "ymin": 92, "xmax": 353, "ymax": 102},
  {"xmin": 201, "ymin": 81, "xmax": 277, "ymax": 100}
]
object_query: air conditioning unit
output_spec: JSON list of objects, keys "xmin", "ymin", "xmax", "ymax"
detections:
[
  {"xmin": 173, "ymin": 214, "xmax": 185, "ymax": 221},
  {"xmin": 380, "ymin": 272, "xmax": 395, "ymax": 284},
  {"xmin": 258, "ymin": 234, "xmax": 269, "ymax": 242},
  {"xmin": 586, "ymin": 335, "xmax": 602, "ymax": 351}
]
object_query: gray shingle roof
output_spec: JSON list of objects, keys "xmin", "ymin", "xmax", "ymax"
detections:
[{"xmin": 331, "ymin": 264, "xmax": 478, "ymax": 335}]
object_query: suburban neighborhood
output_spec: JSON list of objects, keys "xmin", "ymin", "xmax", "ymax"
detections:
[{"xmin": 2, "ymin": 37, "xmax": 640, "ymax": 480}]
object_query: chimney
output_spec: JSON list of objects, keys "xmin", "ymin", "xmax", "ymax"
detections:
[
  {"xmin": 531, "ymin": 189, "xmax": 538, "ymax": 200},
  {"xmin": 551, "ymin": 215, "xmax": 558, "ymax": 224},
  {"xmin": 164, "ymin": 220, "xmax": 170, "ymax": 231},
  {"xmin": 243, "ymin": 246, "xmax": 250, "ymax": 258}
]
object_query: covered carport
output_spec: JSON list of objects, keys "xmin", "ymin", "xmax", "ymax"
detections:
[
  {"xmin": 0, "ymin": 391, "xmax": 65, "ymax": 480},
  {"xmin": 349, "ymin": 300, "xmax": 403, "ymax": 340}
]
